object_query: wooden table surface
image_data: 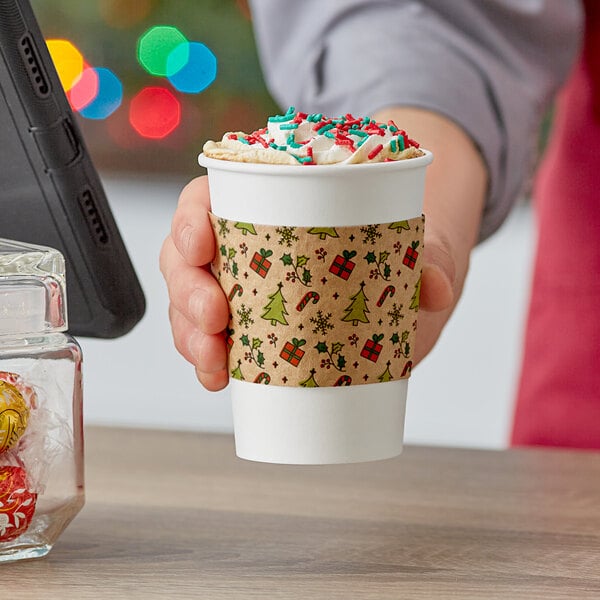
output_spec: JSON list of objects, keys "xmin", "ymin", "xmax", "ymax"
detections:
[{"xmin": 5, "ymin": 427, "xmax": 600, "ymax": 599}]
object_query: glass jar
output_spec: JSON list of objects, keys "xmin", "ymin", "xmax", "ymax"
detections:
[{"xmin": 0, "ymin": 239, "xmax": 83, "ymax": 562}]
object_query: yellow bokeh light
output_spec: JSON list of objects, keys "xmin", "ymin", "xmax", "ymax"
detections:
[{"xmin": 46, "ymin": 39, "xmax": 84, "ymax": 92}]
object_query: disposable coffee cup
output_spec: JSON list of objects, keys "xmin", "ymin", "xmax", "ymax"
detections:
[{"xmin": 199, "ymin": 151, "xmax": 432, "ymax": 464}]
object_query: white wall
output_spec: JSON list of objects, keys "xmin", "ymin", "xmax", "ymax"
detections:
[{"xmin": 80, "ymin": 176, "xmax": 535, "ymax": 449}]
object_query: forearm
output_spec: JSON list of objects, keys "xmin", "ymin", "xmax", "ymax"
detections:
[{"xmin": 373, "ymin": 107, "xmax": 487, "ymax": 360}]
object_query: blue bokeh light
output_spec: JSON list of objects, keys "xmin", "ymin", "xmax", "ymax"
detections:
[
  {"xmin": 78, "ymin": 67, "xmax": 123, "ymax": 119},
  {"xmin": 167, "ymin": 42, "xmax": 217, "ymax": 94}
]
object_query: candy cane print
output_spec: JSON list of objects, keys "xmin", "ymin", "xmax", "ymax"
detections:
[
  {"xmin": 296, "ymin": 291, "xmax": 320, "ymax": 311},
  {"xmin": 334, "ymin": 375, "xmax": 352, "ymax": 386},
  {"xmin": 228, "ymin": 283, "xmax": 244, "ymax": 301},
  {"xmin": 376, "ymin": 285, "xmax": 396, "ymax": 307},
  {"xmin": 401, "ymin": 361, "xmax": 413, "ymax": 377},
  {"xmin": 253, "ymin": 372, "xmax": 271, "ymax": 384}
]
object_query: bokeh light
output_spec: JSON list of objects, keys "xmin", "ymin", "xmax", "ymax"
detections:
[
  {"xmin": 129, "ymin": 86, "xmax": 181, "ymax": 139},
  {"xmin": 68, "ymin": 63, "xmax": 99, "ymax": 111},
  {"xmin": 46, "ymin": 39, "xmax": 83, "ymax": 91},
  {"xmin": 137, "ymin": 26, "xmax": 188, "ymax": 77},
  {"xmin": 167, "ymin": 42, "xmax": 217, "ymax": 94},
  {"xmin": 78, "ymin": 67, "xmax": 123, "ymax": 120},
  {"xmin": 100, "ymin": 0, "xmax": 154, "ymax": 29}
]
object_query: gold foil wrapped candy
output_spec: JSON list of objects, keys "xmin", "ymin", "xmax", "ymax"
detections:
[{"xmin": 0, "ymin": 379, "xmax": 29, "ymax": 454}]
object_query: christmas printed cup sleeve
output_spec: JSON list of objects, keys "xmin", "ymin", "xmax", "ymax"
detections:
[{"xmin": 210, "ymin": 214, "xmax": 424, "ymax": 387}]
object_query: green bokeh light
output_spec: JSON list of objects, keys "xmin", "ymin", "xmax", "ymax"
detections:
[{"xmin": 137, "ymin": 25, "xmax": 189, "ymax": 77}]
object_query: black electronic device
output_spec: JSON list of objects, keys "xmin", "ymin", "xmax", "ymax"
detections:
[{"xmin": 0, "ymin": 0, "xmax": 145, "ymax": 337}]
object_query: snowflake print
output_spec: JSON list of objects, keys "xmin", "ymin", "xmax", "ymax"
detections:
[
  {"xmin": 310, "ymin": 310, "xmax": 335, "ymax": 335},
  {"xmin": 276, "ymin": 226, "xmax": 300, "ymax": 247},
  {"xmin": 387, "ymin": 302, "xmax": 404, "ymax": 326},
  {"xmin": 360, "ymin": 224, "xmax": 382, "ymax": 245},
  {"xmin": 237, "ymin": 304, "xmax": 254, "ymax": 329},
  {"xmin": 217, "ymin": 218, "xmax": 230, "ymax": 237}
]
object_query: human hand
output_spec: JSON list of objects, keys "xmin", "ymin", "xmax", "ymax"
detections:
[
  {"xmin": 372, "ymin": 107, "xmax": 487, "ymax": 363},
  {"xmin": 161, "ymin": 108, "xmax": 487, "ymax": 390},
  {"xmin": 159, "ymin": 176, "xmax": 230, "ymax": 391}
]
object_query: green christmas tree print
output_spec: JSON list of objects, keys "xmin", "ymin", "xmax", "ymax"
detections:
[
  {"xmin": 235, "ymin": 222, "xmax": 257, "ymax": 235},
  {"xmin": 377, "ymin": 361, "xmax": 394, "ymax": 382},
  {"xmin": 341, "ymin": 282, "xmax": 370, "ymax": 326},
  {"xmin": 307, "ymin": 227, "xmax": 339, "ymax": 240},
  {"xmin": 261, "ymin": 282, "xmax": 289, "ymax": 326},
  {"xmin": 410, "ymin": 275, "xmax": 421, "ymax": 311},
  {"xmin": 388, "ymin": 221, "xmax": 410, "ymax": 233},
  {"xmin": 231, "ymin": 360, "xmax": 245, "ymax": 380},
  {"xmin": 300, "ymin": 369, "xmax": 319, "ymax": 387}
]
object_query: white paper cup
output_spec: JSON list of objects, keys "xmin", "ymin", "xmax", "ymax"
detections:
[{"xmin": 199, "ymin": 151, "xmax": 432, "ymax": 464}]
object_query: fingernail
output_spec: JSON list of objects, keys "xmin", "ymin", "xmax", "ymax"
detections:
[
  {"xmin": 180, "ymin": 224, "xmax": 194, "ymax": 255},
  {"xmin": 188, "ymin": 329, "xmax": 203, "ymax": 360},
  {"xmin": 189, "ymin": 288, "xmax": 206, "ymax": 325}
]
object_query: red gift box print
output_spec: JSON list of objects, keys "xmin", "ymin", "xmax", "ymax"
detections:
[
  {"xmin": 279, "ymin": 338, "xmax": 306, "ymax": 367},
  {"xmin": 360, "ymin": 334, "xmax": 384, "ymax": 362},
  {"xmin": 403, "ymin": 242, "xmax": 419, "ymax": 270},
  {"xmin": 250, "ymin": 248, "xmax": 273, "ymax": 278},
  {"xmin": 329, "ymin": 250, "xmax": 357, "ymax": 280}
]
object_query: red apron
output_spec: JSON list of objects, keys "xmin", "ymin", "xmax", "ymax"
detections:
[{"xmin": 511, "ymin": 1, "xmax": 600, "ymax": 448}]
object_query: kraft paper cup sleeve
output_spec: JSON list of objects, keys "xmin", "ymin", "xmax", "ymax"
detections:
[{"xmin": 210, "ymin": 214, "xmax": 424, "ymax": 387}]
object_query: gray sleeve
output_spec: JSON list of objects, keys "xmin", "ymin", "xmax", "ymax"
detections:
[{"xmin": 248, "ymin": 0, "xmax": 583, "ymax": 240}]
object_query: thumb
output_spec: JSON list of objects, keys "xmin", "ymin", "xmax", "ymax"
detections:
[{"xmin": 419, "ymin": 235, "xmax": 456, "ymax": 312}]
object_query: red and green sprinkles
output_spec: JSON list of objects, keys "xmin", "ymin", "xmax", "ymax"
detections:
[{"xmin": 231, "ymin": 107, "xmax": 420, "ymax": 165}]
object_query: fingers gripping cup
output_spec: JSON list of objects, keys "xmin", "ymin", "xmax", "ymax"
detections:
[{"xmin": 199, "ymin": 108, "xmax": 432, "ymax": 464}]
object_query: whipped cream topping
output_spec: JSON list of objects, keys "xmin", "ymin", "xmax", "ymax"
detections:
[{"xmin": 202, "ymin": 107, "xmax": 423, "ymax": 165}]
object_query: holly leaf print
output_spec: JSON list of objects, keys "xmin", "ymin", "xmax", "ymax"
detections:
[
  {"xmin": 280, "ymin": 253, "xmax": 294, "ymax": 266},
  {"xmin": 296, "ymin": 255, "xmax": 309, "ymax": 268},
  {"xmin": 364, "ymin": 251, "xmax": 377, "ymax": 264},
  {"xmin": 228, "ymin": 247, "xmax": 237, "ymax": 260},
  {"xmin": 240, "ymin": 334, "xmax": 250, "ymax": 347},
  {"xmin": 390, "ymin": 332, "xmax": 400, "ymax": 345},
  {"xmin": 302, "ymin": 269, "xmax": 312, "ymax": 285},
  {"xmin": 232, "ymin": 262, "xmax": 239, "ymax": 277},
  {"xmin": 220, "ymin": 245, "xmax": 227, "ymax": 257},
  {"xmin": 379, "ymin": 251, "xmax": 390, "ymax": 264},
  {"xmin": 252, "ymin": 337, "xmax": 263, "ymax": 350},
  {"xmin": 383, "ymin": 263, "xmax": 391, "ymax": 279},
  {"xmin": 337, "ymin": 354, "xmax": 347, "ymax": 371},
  {"xmin": 315, "ymin": 341, "xmax": 328, "ymax": 353},
  {"xmin": 404, "ymin": 342, "xmax": 411, "ymax": 356},
  {"xmin": 331, "ymin": 341, "xmax": 344, "ymax": 355},
  {"xmin": 257, "ymin": 350, "xmax": 265, "ymax": 367},
  {"xmin": 401, "ymin": 330, "xmax": 409, "ymax": 343}
]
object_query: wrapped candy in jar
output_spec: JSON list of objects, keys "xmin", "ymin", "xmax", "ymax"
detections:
[{"xmin": 0, "ymin": 239, "xmax": 83, "ymax": 562}]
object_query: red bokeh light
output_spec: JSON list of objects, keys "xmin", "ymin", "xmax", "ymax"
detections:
[
  {"xmin": 129, "ymin": 86, "xmax": 181, "ymax": 139},
  {"xmin": 68, "ymin": 63, "xmax": 99, "ymax": 111}
]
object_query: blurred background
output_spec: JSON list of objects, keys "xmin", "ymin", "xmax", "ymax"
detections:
[
  {"xmin": 33, "ymin": 0, "xmax": 277, "ymax": 175},
  {"xmin": 31, "ymin": 0, "xmax": 535, "ymax": 449}
]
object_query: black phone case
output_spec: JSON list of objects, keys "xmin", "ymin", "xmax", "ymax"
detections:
[{"xmin": 0, "ymin": 0, "xmax": 145, "ymax": 338}]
